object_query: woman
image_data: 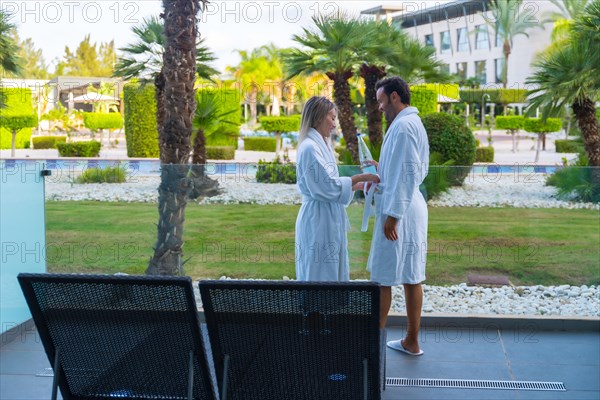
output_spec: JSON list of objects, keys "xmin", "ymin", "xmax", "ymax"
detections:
[{"xmin": 295, "ymin": 96, "xmax": 379, "ymax": 281}]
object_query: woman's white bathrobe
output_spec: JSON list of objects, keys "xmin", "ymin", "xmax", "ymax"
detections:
[
  {"xmin": 367, "ymin": 107, "xmax": 429, "ymax": 286},
  {"xmin": 295, "ymin": 128, "xmax": 353, "ymax": 281}
]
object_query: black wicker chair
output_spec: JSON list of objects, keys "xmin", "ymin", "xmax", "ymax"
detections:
[
  {"xmin": 18, "ymin": 273, "xmax": 218, "ymax": 400},
  {"xmin": 199, "ymin": 280, "xmax": 381, "ymax": 400}
]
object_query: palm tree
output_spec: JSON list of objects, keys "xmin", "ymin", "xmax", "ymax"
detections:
[
  {"xmin": 487, "ymin": 0, "xmax": 546, "ymax": 88},
  {"xmin": 358, "ymin": 20, "xmax": 449, "ymax": 147},
  {"xmin": 284, "ymin": 14, "xmax": 368, "ymax": 162},
  {"xmin": 526, "ymin": 0, "xmax": 600, "ymax": 167},
  {"xmin": 547, "ymin": 0, "xmax": 591, "ymax": 19},
  {"xmin": 114, "ymin": 15, "xmax": 218, "ymax": 131},
  {"xmin": 228, "ymin": 44, "xmax": 283, "ymax": 125},
  {"xmin": 146, "ymin": 0, "xmax": 204, "ymax": 276},
  {"xmin": 0, "ymin": 10, "xmax": 22, "ymax": 77}
]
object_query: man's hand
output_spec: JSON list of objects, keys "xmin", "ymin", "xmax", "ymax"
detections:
[{"xmin": 384, "ymin": 216, "xmax": 398, "ymax": 241}]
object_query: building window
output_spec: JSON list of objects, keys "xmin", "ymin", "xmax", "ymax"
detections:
[
  {"xmin": 475, "ymin": 25, "xmax": 489, "ymax": 50},
  {"xmin": 457, "ymin": 27, "xmax": 469, "ymax": 52},
  {"xmin": 475, "ymin": 60, "xmax": 487, "ymax": 84},
  {"xmin": 440, "ymin": 31, "xmax": 451, "ymax": 53},
  {"xmin": 424, "ymin": 34, "xmax": 434, "ymax": 47},
  {"xmin": 495, "ymin": 23, "xmax": 504, "ymax": 47},
  {"xmin": 456, "ymin": 62, "xmax": 468, "ymax": 79},
  {"xmin": 495, "ymin": 58, "xmax": 505, "ymax": 83}
]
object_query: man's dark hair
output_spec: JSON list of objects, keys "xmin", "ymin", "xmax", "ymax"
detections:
[{"xmin": 375, "ymin": 76, "xmax": 411, "ymax": 105}]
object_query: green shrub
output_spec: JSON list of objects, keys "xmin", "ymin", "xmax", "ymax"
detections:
[
  {"xmin": 555, "ymin": 139, "xmax": 584, "ymax": 153},
  {"xmin": 414, "ymin": 83, "xmax": 460, "ymax": 100},
  {"xmin": 495, "ymin": 116, "xmax": 525, "ymax": 131},
  {"xmin": 76, "ymin": 166, "xmax": 126, "ymax": 183},
  {"xmin": 0, "ymin": 88, "xmax": 35, "ymax": 149},
  {"xmin": 244, "ymin": 137, "xmax": 276, "ymax": 152},
  {"xmin": 83, "ymin": 112, "xmax": 123, "ymax": 131},
  {"xmin": 546, "ymin": 167, "xmax": 600, "ymax": 203},
  {"xmin": 499, "ymin": 89, "xmax": 528, "ymax": 104},
  {"xmin": 422, "ymin": 113, "xmax": 476, "ymax": 184},
  {"xmin": 57, "ymin": 141, "xmax": 102, "ymax": 157},
  {"xmin": 32, "ymin": 135, "xmax": 67, "ymax": 149},
  {"xmin": 410, "ymin": 86, "xmax": 437, "ymax": 116},
  {"xmin": 421, "ymin": 152, "xmax": 453, "ymax": 200},
  {"xmin": 123, "ymin": 83, "xmax": 159, "ymax": 158},
  {"xmin": 524, "ymin": 118, "xmax": 562, "ymax": 134},
  {"xmin": 206, "ymin": 146, "xmax": 235, "ymax": 160},
  {"xmin": 259, "ymin": 115, "xmax": 301, "ymax": 133},
  {"xmin": 475, "ymin": 146, "xmax": 495, "ymax": 162},
  {"xmin": 256, "ymin": 158, "xmax": 296, "ymax": 184}
]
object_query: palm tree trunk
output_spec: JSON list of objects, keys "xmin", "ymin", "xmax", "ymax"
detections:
[
  {"xmin": 360, "ymin": 63, "xmax": 386, "ymax": 148},
  {"xmin": 503, "ymin": 41, "xmax": 511, "ymax": 89},
  {"xmin": 189, "ymin": 128, "xmax": 220, "ymax": 199},
  {"xmin": 572, "ymin": 96, "xmax": 600, "ymax": 167},
  {"xmin": 327, "ymin": 70, "xmax": 358, "ymax": 163},
  {"xmin": 154, "ymin": 69, "xmax": 166, "ymax": 132},
  {"xmin": 147, "ymin": 0, "xmax": 201, "ymax": 276},
  {"xmin": 10, "ymin": 130, "xmax": 16, "ymax": 157}
]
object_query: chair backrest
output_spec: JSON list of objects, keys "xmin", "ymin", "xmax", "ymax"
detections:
[
  {"xmin": 18, "ymin": 273, "xmax": 217, "ymax": 400},
  {"xmin": 199, "ymin": 280, "xmax": 381, "ymax": 400}
]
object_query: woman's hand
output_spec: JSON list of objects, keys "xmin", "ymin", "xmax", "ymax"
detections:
[{"xmin": 351, "ymin": 173, "xmax": 380, "ymax": 191}]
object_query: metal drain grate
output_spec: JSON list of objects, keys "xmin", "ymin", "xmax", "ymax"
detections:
[
  {"xmin": 386, "ymin": 377, "xmax": 566, "ymax": 391},
  {"xmin": 36, "ymin": 368, "xmax": 54, "ymax": 377}
]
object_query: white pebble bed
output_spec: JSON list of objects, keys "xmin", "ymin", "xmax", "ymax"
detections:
[
  {"xmin": 46, "ymin": 173, "xmax": 599, "ymax": 317},
  {"xmin": 406, "ymin": 283, "xmax": 599, "ymax": 317},
  {"xmin": 191, "ymin": 278, "xmax": 599, "ymax": 317},
  {"xmin": 45, "ymin": 173, "xmax": 600, "ymax": 210}
]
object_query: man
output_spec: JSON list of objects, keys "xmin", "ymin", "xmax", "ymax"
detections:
[{"xmin": 367, "ymin": 76, "xmax": 429, "ymax": 356}]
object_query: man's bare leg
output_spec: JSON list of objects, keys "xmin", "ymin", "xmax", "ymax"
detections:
[
  {"xmin": 380, "ymin": 286, "xmax": 392, "ymax": 329},
  {"xmin": 402, "ymin": 283, "xmax": 423, "ymax": 353}
]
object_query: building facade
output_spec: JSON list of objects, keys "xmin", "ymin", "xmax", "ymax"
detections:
[{"xmin": 362, "ymin": 0, "xmax": 559, "ymax": 89}]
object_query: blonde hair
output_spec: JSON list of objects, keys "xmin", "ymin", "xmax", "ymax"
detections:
[{"xmin": 299, "ymin": 96, "xmax": 336, "ymax": 143}]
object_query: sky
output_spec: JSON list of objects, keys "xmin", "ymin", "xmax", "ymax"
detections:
[{"xmin": 4, "ymin": 1, "xmax": 442, "ymax": 73}]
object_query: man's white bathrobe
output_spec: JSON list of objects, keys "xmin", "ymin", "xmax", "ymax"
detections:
[
  {"xmin": 367, "ymin": 106, "xmax": 429, "ymax": 286},
  {"xmin": 295, "ymin": 128, "xmax": 353, "ymax": 281}
]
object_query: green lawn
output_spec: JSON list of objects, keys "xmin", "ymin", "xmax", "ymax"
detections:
[{"xmin": 45, "ymin": 202, "xmax": 600, "ymax": 286}]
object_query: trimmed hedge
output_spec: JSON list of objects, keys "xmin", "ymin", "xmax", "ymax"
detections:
[
  {"xmin": 410, "ymin": 86, "xmax": 437, "ymax": 116},
  {"xmin": 57, "ymin": 141, "xmax": 102, "ymax": 157},
  {"xmin": 0, "ymin": 88, "xmax": 36, "ymax": 149},
  {"xmin": 414, "ymin": 83, "xmax": 460, "ymax": 100},
  {"xmin": 259, "ymin": 115, "xmax": 300, "ymax": 133},
  {"xmin": 32, "ymin": 135, "xmax": 67, "ymax": 149},
  {"xmin": 475, "ymin": 146, "xmax": 495, "ymax": 162},
  {"xmin": 83, "ymin": 112, "xmax": 123, "ymax": 131},
  {"xmin": 123, "ymin": 83, "xmax": 159, "ymax": 158},
  {"xmin": 244, "ymin": 137, "xmax": 276, "ymax": 152},
  {"xmin": 524, "ymin": 118, "xmax": 562, "ymax": 134},
  {"xmin": 459, "ymin": 88, "xmax": 527, "ymax": 105},
  {"xmin": 496, "ymin": 116, "xmax": 525, "ymax": 131},
  {"xmin": 555, "ymin": 139, "xmax": 584, "ymax": 153},
  {"xmin": 256, "ymin": 158, "xmax": 296, "ymax": 184},
  {"xmin": 206, "ymin": 146, "xmax": 235, "ymax": 160}
]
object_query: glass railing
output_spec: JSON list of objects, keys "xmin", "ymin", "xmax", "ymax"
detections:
[{"xmin": 2, "ymin": 159, "xmax": 598, "ymax": 318}]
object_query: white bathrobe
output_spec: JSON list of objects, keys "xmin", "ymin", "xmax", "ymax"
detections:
[
  {"xmin": 367, "ymin": 107, "xmax": 429, "ymax": 286},
  {"xmin": 295, "ymin": 128, "xmax": 353, "ymax": 281}
]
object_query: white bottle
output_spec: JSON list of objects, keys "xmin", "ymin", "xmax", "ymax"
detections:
[{"xmin": 357, "ymin": 133, "xmax": 377, "ymax": 174}]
